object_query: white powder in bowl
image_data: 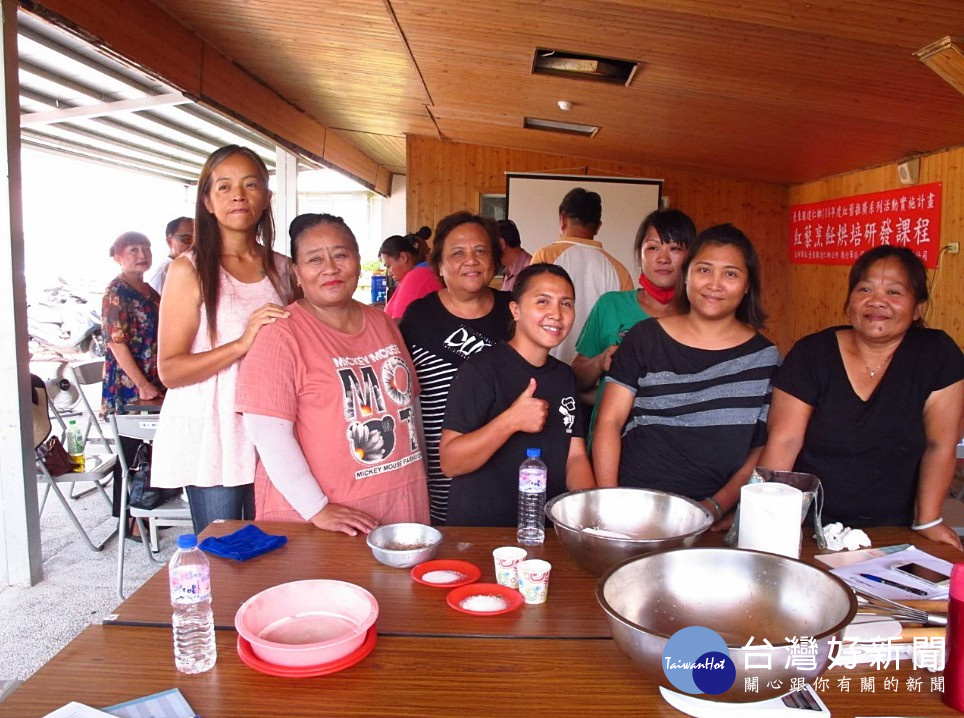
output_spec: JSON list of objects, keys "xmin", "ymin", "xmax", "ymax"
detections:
[
  {"xmin": 582, "ymin": 526, "xmax": 634, "ymax": 539},
  {"xmin": 421, "ymin": 570, "xmax": 467, "ymax": 584},
  {"xmin": 459, "ymin": 594, "xmax": 508, "ymax": 612}
]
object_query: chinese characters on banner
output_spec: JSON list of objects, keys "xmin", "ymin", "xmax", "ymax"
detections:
[{"xmin": 789, "ymin": 183, "xmax": 942, "ymax": 268}]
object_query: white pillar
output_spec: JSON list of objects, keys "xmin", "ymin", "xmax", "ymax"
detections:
[
  {"xmin": 0, "ymin": 0, "xmax": 42, "ymax": 586},
  {"xmin": 274, "ymin": 147, "xmax": 298, "ymax": 257}
]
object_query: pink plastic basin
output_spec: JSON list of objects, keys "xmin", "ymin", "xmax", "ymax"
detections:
[{"xmin": 235, "ymin": 580, "xmax": 379, "ymax": 667}]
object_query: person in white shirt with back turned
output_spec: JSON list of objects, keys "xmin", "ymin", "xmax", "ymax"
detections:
[{"xmin": 529, "ymin": 188, "xmax": 633, "ymax": 363}]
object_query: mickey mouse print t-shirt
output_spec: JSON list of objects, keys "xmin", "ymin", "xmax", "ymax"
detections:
[
  {"xmin": 442, "ymin": 341, "xmax": 583, "ymax": 527},
  {"xmin": 237, "ymin": 302, "xmax": 427, "ymax": 520}
]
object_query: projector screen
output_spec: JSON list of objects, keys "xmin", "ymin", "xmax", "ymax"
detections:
[{"xmin": 505, "ymin": 173, "xmax": 662, "ymax": 276}]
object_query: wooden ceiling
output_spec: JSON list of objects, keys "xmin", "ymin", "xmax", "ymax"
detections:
[{"xmin": 147, "ymin": 0, "xmax": 963, "ymax": 185}]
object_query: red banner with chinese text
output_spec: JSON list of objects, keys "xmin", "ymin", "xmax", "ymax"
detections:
[{"xmin": 789, "ymin": 183, "xmax": 941, "ymax": 268}]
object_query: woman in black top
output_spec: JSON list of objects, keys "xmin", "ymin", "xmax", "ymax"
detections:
[
  {"xmin": 439, "ymin": 264, "xmax": 595, "ymax": 526},
  {"xmin": 760, "ymin": 246, "xmax": 963, "ymax": 548},
  {"xmin": 399, "ymin": 211, "xmax": 512, "ymax": 524}
]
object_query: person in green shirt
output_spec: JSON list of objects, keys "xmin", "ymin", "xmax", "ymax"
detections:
[{"xmin": 571, "ymin": 208, "xmax": 696, "ymax": 453}]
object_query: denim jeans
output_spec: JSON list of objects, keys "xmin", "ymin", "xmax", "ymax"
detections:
[{"xmin": 185, "ymin": 484, "xmax": 255, "ymax": 534}]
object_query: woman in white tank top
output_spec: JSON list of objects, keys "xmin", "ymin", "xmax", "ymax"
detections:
[{"xmin": 151, "ymin": 145, "xmax": 296, "ymax": 533}]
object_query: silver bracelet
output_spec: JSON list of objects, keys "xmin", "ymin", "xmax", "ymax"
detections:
[
  {"xmin": 911, "ymin": 517, "xmax": 943, "ymax": 531},
  {"xmin": 705, "ymin": 497, "xmax": 723, "ymax": 521}
]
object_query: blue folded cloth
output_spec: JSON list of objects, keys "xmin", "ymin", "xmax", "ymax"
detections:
[{"xmin": 199, "ymin": 524, "xmax": 287, "ymax": 561}]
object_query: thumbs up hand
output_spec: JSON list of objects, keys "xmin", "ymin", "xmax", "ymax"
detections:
[{"xmin": 507, "ymin": 378, "xmax": 549, "ymax": 433}]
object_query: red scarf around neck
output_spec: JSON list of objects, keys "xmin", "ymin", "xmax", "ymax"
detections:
[{"xmin": 638, "ymin": 272, "xmax": 675, "ymax": 304}]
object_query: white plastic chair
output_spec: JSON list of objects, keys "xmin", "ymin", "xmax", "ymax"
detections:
[
  {"xmin": 33, "ymin": 381, "xmax": 117, "ymax": 551},
  {"xmin": 109, "ymin": 413, "xmax": 192, "ymax": 599}
]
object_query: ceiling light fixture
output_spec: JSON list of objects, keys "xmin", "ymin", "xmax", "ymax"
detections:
[
  {"xmin": 915, "ymin": 36, "xmax": 964, "ymax": 96},
  {"xmin": 532, "ymin": 48, "xmax": 639, "ymax": 87},
  {"xmin": 524, "ymin": 117, "xmax": 598, "ymax": 137}
]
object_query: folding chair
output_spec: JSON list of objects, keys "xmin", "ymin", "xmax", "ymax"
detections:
[
  {"xmin": 32, "ymin": 379, "xmax": 118, "ymax": 551},
  {"xmin": 62, "ymin": 360, "xmax": 115, "ymax": 500},
  {"xmin": 67, "ymin": 360, "xmax": 113, "ymax": 448},
  {"xmin": 109, "ymin": 413, "xmax": 192, "ymax": 599}
]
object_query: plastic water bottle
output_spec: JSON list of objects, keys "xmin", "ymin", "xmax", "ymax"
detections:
[
  {"xmin": 517, "ymin": 448, "xmax": 547, "ymax": 546},
  {"xmin": 944, "ymin": 563, "xmax": 964, "ymax": 711},
  {"xmin": 169, "ymin": 534, "xmax": 217, "ymax": 674},
  {"xmin": 64, "ymin": 420, "xmax": 85, "ymax": 472}
]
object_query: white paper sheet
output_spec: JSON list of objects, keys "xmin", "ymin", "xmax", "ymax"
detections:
[
  {"xmin": 42, "ymin": 703, "xmax": 113, "ymax": 718},
  {"xmin": 830, "ymin": 546, "xmax": 952, "ymax": 600}
]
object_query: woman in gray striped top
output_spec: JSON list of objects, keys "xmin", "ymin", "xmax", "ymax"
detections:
[{"xmin": 593, "ymin": 224, "xmax": 780, "ymax": 527}]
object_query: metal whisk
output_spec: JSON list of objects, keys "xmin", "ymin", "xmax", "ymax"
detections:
[{"xmin": 855, "ymin": 587, "xmax": 947, "ymax": 626}]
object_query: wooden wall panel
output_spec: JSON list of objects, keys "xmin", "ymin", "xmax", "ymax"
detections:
[
  {"xmin": 788, "ymin": 147, "xmax": 963, "ymax": 347},
  {"xmin": 407, "ymin": 135, "xmax": 792, "ymax": 351}
]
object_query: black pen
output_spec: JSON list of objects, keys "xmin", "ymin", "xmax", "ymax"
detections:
[{"xmin": 859, "ymin": 572, "xmax": 928, "ymax": 596}]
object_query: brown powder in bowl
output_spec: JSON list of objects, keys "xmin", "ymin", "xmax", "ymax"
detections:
[{"xmin": 383, "ymin": 542, "xmax": 430, "ymax": 551}]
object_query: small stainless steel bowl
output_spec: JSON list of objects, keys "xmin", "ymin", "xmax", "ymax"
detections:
[
  {"xmin": 366, "ymin": 523, "xmax": 442, "ymax": 568},
  {"xmin": 545, "ymin": 488, "xmax": 713, "ymax": 575},
  {"xmin": 596, "ymin": 547, "xmax": 857, "ymax": 702}
]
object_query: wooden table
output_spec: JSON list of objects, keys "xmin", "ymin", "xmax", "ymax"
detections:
[
  {"xmin": 107, "ymin": 522, "xmax": 615, "ymax": 637},
  {"xmin": 0, "ymin": 624, "xmax": 958, "ymax": 718},
  {"xmin": 108, "ymin": 522, "xmax": 960, "ymax": 636},
  {"xmin": 5, "ymin": 523, "xmax": 962, "ymax": 717}
]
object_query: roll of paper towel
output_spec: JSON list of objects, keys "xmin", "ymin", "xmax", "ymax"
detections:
[{"xmin": 738, "ymin": 482, "xmax": 804, "ymax": 558}]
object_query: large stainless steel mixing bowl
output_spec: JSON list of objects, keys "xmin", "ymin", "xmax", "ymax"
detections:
[
  {"xmin": 597, "ymin": 547, "xmax": 857, "ymax": 702},
  {"xmin": 545, "ymin": 488, "xmax": 713, "ymax": 575}
]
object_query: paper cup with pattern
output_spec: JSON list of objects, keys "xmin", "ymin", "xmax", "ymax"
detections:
[
  {"xmin": 492, "ymin": 546, "xmax": 527, "ymax": 589},
  {"xmin": 516, "ymin": 559, "xmax": 552, "ymax": 604}
]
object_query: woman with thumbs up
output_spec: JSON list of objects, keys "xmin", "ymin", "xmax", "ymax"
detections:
[{"xmin": 439, "ymin": 263, "xmax": 595, "ymax": 526}]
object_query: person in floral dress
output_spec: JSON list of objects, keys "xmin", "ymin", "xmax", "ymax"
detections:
[
  {"xmin": 101, "ymin": 231, "xmax": 164, "ymax": 415},
  {"xmin": 102, "ymin": 231, "xmax": 165, "ymax": 537}
]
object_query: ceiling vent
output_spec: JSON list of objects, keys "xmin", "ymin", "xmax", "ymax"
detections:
[
  {"xmin": 915, "ymin": 36, "xmax": 964, "ymax": 96},
  {"xmin": 523, "ymin": 117, "xmax": 598, "ymax": 138},
  {"xmin": 532, "ymin": 49, "xmax": 638, "ymax": 86}
]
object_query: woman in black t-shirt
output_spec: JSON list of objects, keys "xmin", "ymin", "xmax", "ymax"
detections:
[
  {"xmin": 760, "ymin": 246, "xmax": 963, "ymax": 548},
  {"xmin": 594, "ymin": 224, "xmax": 779, "ymax": 526},
  {"xmin": 439, "ymin": 264, "xmax": 595, "ymax": 526}
]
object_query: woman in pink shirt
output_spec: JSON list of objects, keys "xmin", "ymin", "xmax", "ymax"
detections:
[
  {"xmin": 379, "ymin": 233, "xmax": 442, "ymax": 320},
  {"xmin": 238, "ymin": 214, "xmax": 429, "ymax": 535}
]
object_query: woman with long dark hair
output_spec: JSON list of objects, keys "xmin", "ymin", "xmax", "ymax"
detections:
[
  {"xmin": 593, "ymin": 224, "xmax": 780, "ymax": 525},
  {"xmin": 151, "ymin": 145, "xmax": 296, "ymax": 533}
]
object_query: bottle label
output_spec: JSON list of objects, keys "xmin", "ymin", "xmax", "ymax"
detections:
[
  {"xmin": 170, "ymin": 565, "xmax": 211, "ymax": 605},
  {"xmin": 519, "ymin": 468, "xmax": 547, "ymax": 493},
  {"xmin": 66, "ymin": 431, "xmax": 83, "ymax": 454}
]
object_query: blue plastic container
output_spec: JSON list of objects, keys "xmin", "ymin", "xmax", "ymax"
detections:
[{"xmin": 370, "ymin": 274, "xmax": 387, "ymax": 304}]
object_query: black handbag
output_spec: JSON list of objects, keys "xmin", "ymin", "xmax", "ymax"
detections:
[{"xmin": 127, "ymin": 442, "xmax": 181, "ymax": 510}]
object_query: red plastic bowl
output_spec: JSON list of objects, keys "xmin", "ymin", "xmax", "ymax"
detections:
[
  {"xmin": 411, "ymin": 559, "xmax": 482, "ymax": 588},
  {"xmin": 235, "ymin": 580, "xmax": 379, "ymax": 667},
  {"xmin": 446, "ymin": 583, "xmax": 525, "ymax": 616}
]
